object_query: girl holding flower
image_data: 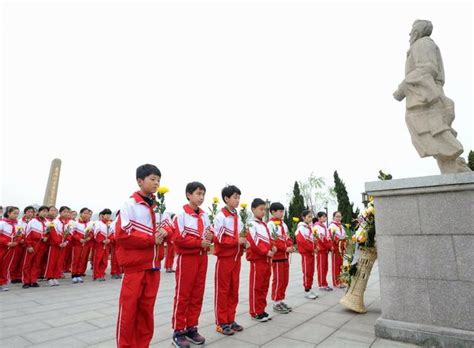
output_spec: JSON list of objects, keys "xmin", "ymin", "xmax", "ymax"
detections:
[
  {"xmin": 0, "ymin": 206, "xmax": 20, "ymax": 291},
  {"xmin": 328, "ymin": 211, "xmax": 347, "ymax": 289}
]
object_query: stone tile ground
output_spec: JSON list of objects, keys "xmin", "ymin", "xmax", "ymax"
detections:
[{"xmin": 0, "ymin": 254, "xmax": 416, "ymax": 347}]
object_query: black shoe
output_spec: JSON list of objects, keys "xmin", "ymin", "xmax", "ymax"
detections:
[
  {"xmin": 30, "ymin": 283, "xmax": 39, "ymax": 288},
  {"xmin": 263, "ymin": 312, "xmax": 272, "ymax": 320},
  {"xmin": 230, "ymin": 322, "xmax": 244, "ymax": 332},
  {"xmin": 251, "ymin": 313, "xmax": 269, "ymax": 322},
  {"xmin": 172, "ymin": 330, "xmax": 190, "ymax": 348},
  {"xmin": 185, "ymin": 327, "xmax": 205, "ymax": 345},
  {"xmin": 11, "ymin": 279, "xmax": 22, "ymax": 284},
  {"xmin": 22, "ymin": 284, "xmax": 30, "ymax": 289}
]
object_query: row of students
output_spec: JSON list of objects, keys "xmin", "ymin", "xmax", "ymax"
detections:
[
  {"xmin": 114, "ymin": 164, "xmax": 348, "ymax": 348},
  {"xmin": 0, "ymin": 205, "xmax": 126, "ymax": 290}
]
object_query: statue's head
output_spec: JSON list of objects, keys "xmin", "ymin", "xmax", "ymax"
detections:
[{"xmin": 409, "ymin": 20, "xmax": 433, "ymax": 45}]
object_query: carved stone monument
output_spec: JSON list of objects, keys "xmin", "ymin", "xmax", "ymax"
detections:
[
  {"xmin": 43, "ymin": 158, "xmax": 62, "ymax": 206},
  {"xmin": 393, "ymin": 20, "xmax": 471, "ymax": 174}
]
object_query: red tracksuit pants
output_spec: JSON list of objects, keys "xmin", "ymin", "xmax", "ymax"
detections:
[
  {"xmin": 172, "ymin": 253, "xmax": 208, "ymax": 331},
  {"xmin": 22, "ymin": 242, "xmax": 48, "ymax": 284},
  {"xmin": 110, "ymin": 246, "xmax": 121, "ymax": 276},
  {"xmin": 0, "ymin": 248, "xmax": 15, "ymax": 285},
  {"xmin": 93, "ymin": 245, "xmax": 109, "ymax": 280},
  {"xmin": 164, "ymin": 243, "xmax": 175, "ymax": 270},
  {"xmin": 249, "ymin": 259, "xmax": 271, "ymax": 316},
  {"xmin": 71, "ymin": 243, "xmax": 91, "ymax": 276},
  {"xmin": 214, "ymin": 256, "xmax": 241, "ymax": 325},
  {"xmin": 301, "ymin": 253, "xmax": 315, "ymax": 290},
  {"xmin": 317, "ymin": 251, "xmax": 329, "ymax": 287},
  {"xmin": 10, "ymin": 245, "xmax": 25, "ymax": 280},
  {"xmin": 63, "ymin": 243, "xmax": 72, "ymax": 272},
  {"xmin": 271, "ymin": 259, "xmax": 289, "ymax": 301},
  {"xmin": 332, "ymin": 248, "xmax": 344, "ymax": 287},
  {"xmin": 44, "ymin": 245, "xmax": 67, "ymax": 279},
  {"xmin": 116, "ymin": 269, "xmax": 160, "ymax": 348}
]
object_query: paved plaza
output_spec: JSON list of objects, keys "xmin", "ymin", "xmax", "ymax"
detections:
[{"xmin": 0, "ymin": 254, "xmax": 416, "ymax": 347}]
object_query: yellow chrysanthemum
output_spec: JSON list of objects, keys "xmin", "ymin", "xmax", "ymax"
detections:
[
  {"xmin": 240, "ymin": 203, "xmax": 248, "ymax": 209},
  {"xmin": 369, "ymin": 195, "xmax": 374, "ymax": 202},
  {"xmin": 345, "ymin": 224, "xmax": 350, "ymax": 228},
  {"xmin": 273, "ymin": 220, "xmax": 281, "ymax": 225},
  {"xmin": 292, "ymin": 217, "xmax": 300, "ymax": 223},
  {"xmin": 156, "ymin": 186, "xmax": 169, "ymax": 194},
  {"xmin": 366, "ymin": 206, "xmax": 375, "ymax": 215},
  {"xmin": 212, "ymin": 197, "xmax": 219, "ymax": 204}
]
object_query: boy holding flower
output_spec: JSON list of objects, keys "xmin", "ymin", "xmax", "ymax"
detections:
[
  {"xmin": 92, "ymin": 208, "xmax": 113, "ymax": 281},
  {"xmin": 213, "ymin": 185, "xmax": 247, "ymax": 335}
]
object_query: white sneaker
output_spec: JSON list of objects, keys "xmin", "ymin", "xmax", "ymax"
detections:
[
  {"xmin": 304, "ymin": 291, "xmax": 318, "ymax": 300},
  {"xmin": 53, "ymin": 279, "xmax": 59, "ymax": 286},
  {"xmin": 72, "ymin": 277, "xmax": 78, "ymax": 283},
  {"xmin": 48, "ymin": 279, "xmax": 55, "ymax": 287},
  {"xmin": 77, "ymin": 277, "xmax": 84, "ymax": 283},
  {"xmin": 1, "ymin": 286, "xmax": 9, "ymax": 291}
]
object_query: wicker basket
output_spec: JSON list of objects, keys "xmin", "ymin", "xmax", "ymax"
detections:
[{"xmin": 339, "ymin": 247, "xmax": 377, "ymax": 313}]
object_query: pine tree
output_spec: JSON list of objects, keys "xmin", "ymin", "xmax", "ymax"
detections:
[
  {"xmin": 285, "ymin": 181, "xmax": 306, "ymax": 241},
  {"xmin": 468, "ymin": 150, "xmax": 474, "ymax": 171},
  {"xmin": 333, "ymin": 171, "xmax": 358, "ymax": 225}
]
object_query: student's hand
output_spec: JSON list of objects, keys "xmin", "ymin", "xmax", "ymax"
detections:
[
  {"xmin": 201, "ymin": 240, "xmax": 212, "ymax": 248},
  {"xmin": 238, "ymin": 237, "xmax": 247, "ymax": 245},
  {"xmin": 271, "ymin": 246, "xmax": 277, "ymax": 253},
  {"xmin": 205, "ymin": 232, "xmax": 213, "ymax": 241},
  {"xmin": 27, "ymin": 247, "xmax": 34, "ymax": 253},
  {"xmin": 155, "ymin": 234, "xmax": 164, "ymax": 245},
  {"xmin": 286, "ymin": 247, "xmax": 293, "ymax": 253},
  {"xmin": 157, "ymin": 228, "xmax": 168, "ymax": 239},
  {"xmin": 80, "ymin": 238, "xmax": 86, "ymax": 243},
  {"xmin": 42, "ymin": 237, "xmax": 48, "ymax": 242},
  {"xmin": 7, "ymin": 242, "xmax": 17, "ymax": 247},
  {"xmin": 60, "ymin": 242, "xmax": 67, "ymax": 248},
  {"xmin": 267, "ymin": 250, "xmax": 274, "ymax": 257},
  {"xmin": 86, "ymin": 237, "xmax": 91, "ymax": 242},
  {"xmin": 103, "ymin": 239, "xmax": 110, "ymax": 245}
]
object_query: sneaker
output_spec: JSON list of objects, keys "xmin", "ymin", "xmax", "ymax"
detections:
[
  {"xmin": 263, "ymin": 312, "xmax": 272, "ymax": 320},
  {"xmin": 11, "ymin": 279, "xmax": 21, "ymax": 284},
  {"xmin": 48, "ymin": 279, "xmax": 55, "ymax": 287},
  {"xmin": 304, "ymin": 291, "xmax": 318, "ymax": 299},
  {"xmin": 1, "ymin": 286, "xmax": 9, "ymax": 291},
  {"xmin": 230, "ymin": 322, "xmax": 244, "ymax": 332},
  {"xmin": 185, "ymin": 327, "xmax": 205, "ymax": 345},
  {"xmin": 98, "ymin": 278, "xmax": 106, "ymax": 282},
  {"xmin": 72, "ymin": 277, "xmax": 79, "ymax": 284},
  {"xmin": 77, "ymin": 277, "xmax": 84, "ymax": 283},
  {"xmin": 336, "ymin": 284, "xmax": 347, "ymax": 289},
  {"xmin": 281, "ymin": 302, "xmax": 292, "ymax": 311},
  {"xmin": 251, "ymin": 313, "xmax": 269, "ymax": 322},
  {"xmin": 325, "ymin": 286, "xmax": 334, "ymax": 291},
  {"xmin": 273, "ymin": 303, "xmax": 289, "ymax": 314},
  {"xmin": 216, "ymin": 324, "xmax": 234, "ymax": 336},
  {"xmin": 30, "ymin": 283, "xmax": 39, "ymax": 288},
  {"xmin": 53, "ymin": 279, "xmax": 60, "ymax": 286},
  {"xmin": 172, "ymin": 330, "xmax": 190, "ymax": 348},
  {"xmin": 22, "ymin": 284, "xmax": 30, "ymax": 289}
]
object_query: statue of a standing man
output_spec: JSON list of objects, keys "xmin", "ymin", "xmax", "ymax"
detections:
[{"xmin": 393, "ymin": 20, "xmax": 471, "ymax": 174}]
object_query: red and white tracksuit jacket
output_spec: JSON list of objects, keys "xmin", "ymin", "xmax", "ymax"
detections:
[
  {"xmin": 172, "ymin": 204, "xmax": 211, "ymax": 331},
  {"xmin": 93, "ymin": 220, "xmax": 113, "ymax": 280},
  {"xmin": 115, "ymin": 192, "xmax": 172, "ymax": 348},
  {"xmin": 45, "ymin": 218, "xmax": 73, "ymax": 279},
  {"xmin": 0, "ymin": 219, "xmax": 20, "ymax": 285},
  {"xmin": 22, "ymin": 217, "xmax": 49, "ymax": 284},
  {"xmin": 329, "ymin": 221, "xmax": 346, "ymax": 287},
  {"xmin": 212, "ymin": 207, "xmax": 244, "ymax": 326},
  {"xmin": 71, "ymin": 219, "xmax": 94, "ymax": 277},
  {"xmin": 295, "ymin": 222, "xmax": 316, "ymax": 290},
  {"xmin": 109, "ymin": 218, "xmax": 121, "ymax": 276},
  {"xmin": 246, "ymin": 218, "xmax": 272, "ymax": 317},
  {"xmin": 314, "ymin": 222, "xmax": 332, "ymax": 288},
  {"xmin": 10, "ymin": 218, "xmax": 28, "ymax": 281},
  {"xmin": 268, "ymin": 218, "xmax": 293, "ymax": 302}
]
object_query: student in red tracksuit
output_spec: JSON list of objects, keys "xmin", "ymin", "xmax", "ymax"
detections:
[
  {"xmin": 171, "ymin": 182, "xmax": 211, "ymax": 348},
  {"xmin": 164, "ymin": 214, "xmax": 176, "ymax": 273},
  {"xmin": 71, "ymin": 207, "xmax": 94, "ymax": 283},
  {"xmin": 44, "ymin": 206, "xmax": 73, "ymax": 286},
  {"xmin": 11, "ymin": 206, "xmax": 34, "ymax": 283},
  {"xmin": 0, "ymin": 206, "xmax": 21, "ymax": 291},
  {"xmin": 246, "ymin": 198, "xmax": 276, "ymax": 322},
  {"xmin": 313, "ymin": 212, "xmax": 333, "ymax": 292},
  {"xmin": 329, "ymin": 211, "xmax": 347, "ymax": 289},
  {"xmin": 110, "ymin": 213, "xmax": 122, "ymax": 279},
  {"xmin": 93, "ymin": 209, "xmax": 113, "ymax": 281},
  {"xmin": 296, "ymin": 209, "xmax": 319, "ymax": 299},
  {"xmin": 268, "ymin": 202, "xmax": 295, "ymax": 314},
  {"xmin": 115, "ymin": 164, "xmax": 171, "ymax": 348},
  {"xmin": 213, "ymin": 185, "xmax": 246, "ymax": 336},
  {"xmin": 22, "ymin": 206, "xmax": 50, "ymax": 288}
]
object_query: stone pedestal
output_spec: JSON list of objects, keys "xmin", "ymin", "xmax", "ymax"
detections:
[{"xmin": 366, "ymin": 172, "xmax": 474, "ymax": 347}]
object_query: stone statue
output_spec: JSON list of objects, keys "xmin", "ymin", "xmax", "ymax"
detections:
[{"xmin": 393, "ymin": 20, "xmax": 471, "ymax": 174}]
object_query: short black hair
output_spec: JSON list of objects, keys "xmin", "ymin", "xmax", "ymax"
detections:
[
  {"xmin": 80, "ymin": 207, "xmax": 91, "ymax": 214},
  {"xmin": 333, "ymin": 210, "xmax": 342, "ymax": 218},
  {"xmin": 49, "ymin": 206, "xmax": 57, "ymax": 211},
  {"xmin": 100, "ymin": 208, "xmax": 112, "ymax": 215},
  {"xmin": 38, "ymin": 206, "xmax": 49, "ymax": 213},
  {"xmin": 221, "ymin": 185, "xmax": 241, "ymax": 202},
  {"xmin": 136, "ymin": 164, "xmax": 161, "ymax": 180},
  {"xmin": 269, "ymin": 202, "xmax": 285, "ymax": 213},
  {"xmin": 251, "ymin": 198, "xmax": 266, "ymax": 209},
  {"xmin": 317, "ymin": 211, "xmax": 327, "ymax": 219},
  {"xmin": 59, "ymin": 206, "xmax": 71, "ymax": 213},
  {"xmin": 312, "ymin": 217, "xmax": 318, "ymax": 224},
  {"xmin": 301, "ymin": 209, "xmax": 312, "ymax": 220},
  {"xmin": 185, "ymin": 182, "xmax": 206, "ymax": 199},
  {"xmin": 4, "ymin": 206, "xmax": 19, "ymax": 218},
  {"xmin": 23, "ymin": 205, "xmax": 35, "ymax": 214}
]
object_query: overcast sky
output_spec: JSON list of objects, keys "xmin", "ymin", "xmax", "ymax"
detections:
[{"xmin": 1, "ymin": 0, "xmax": 473, "ymax": 215}]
